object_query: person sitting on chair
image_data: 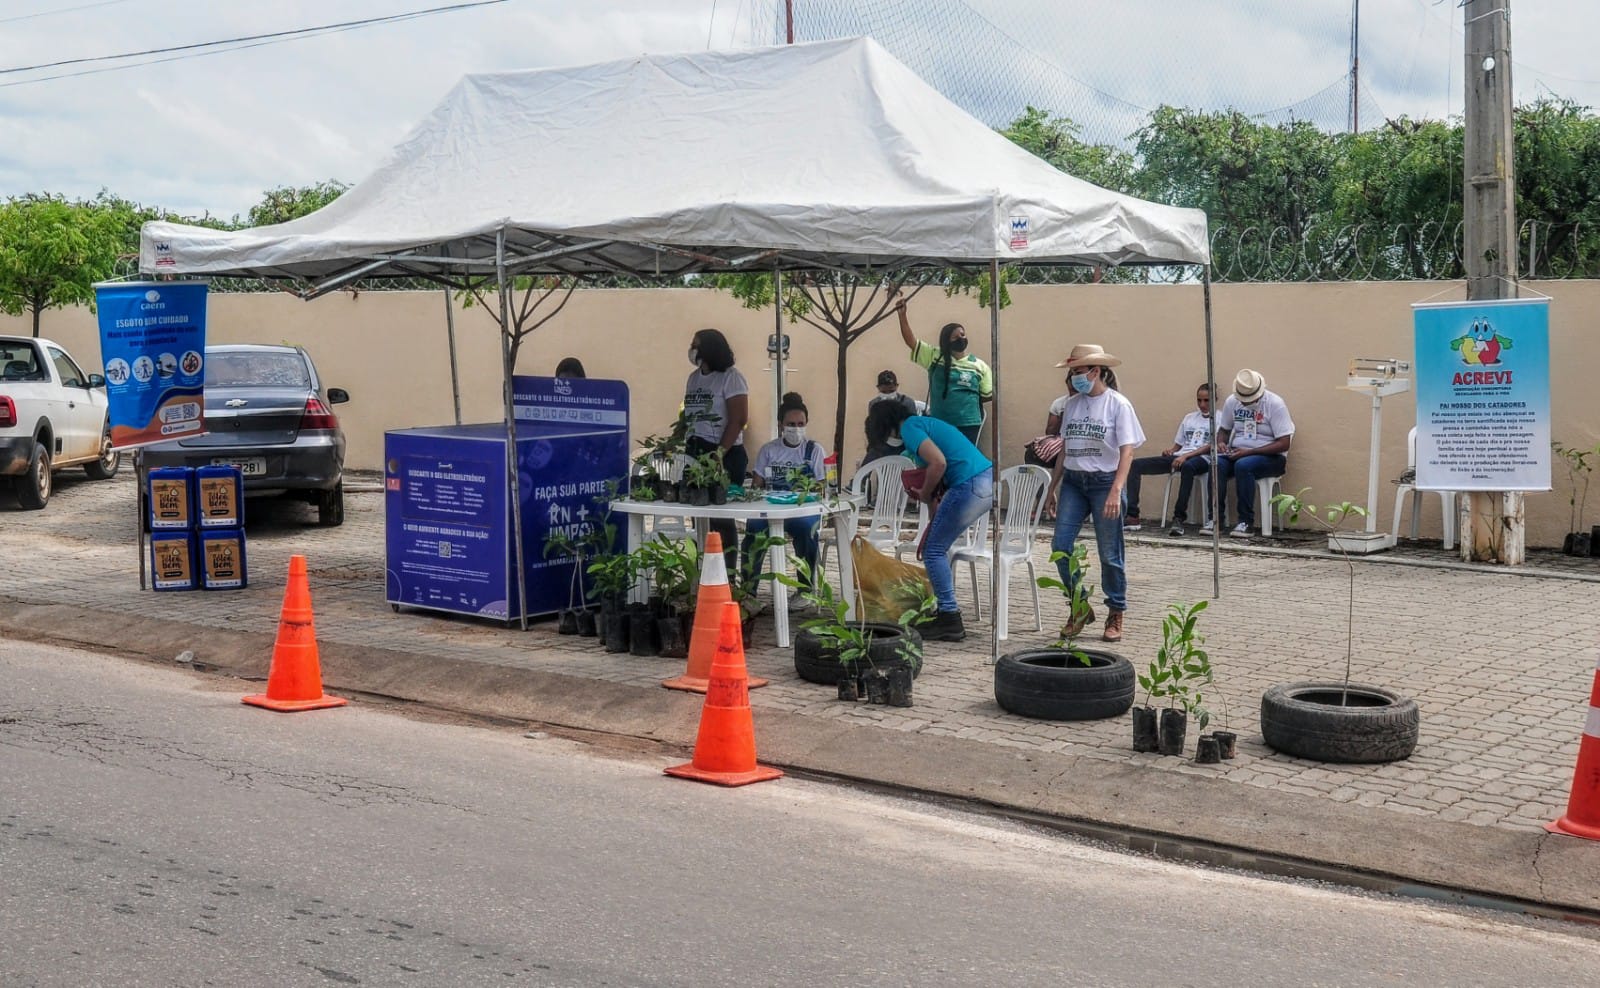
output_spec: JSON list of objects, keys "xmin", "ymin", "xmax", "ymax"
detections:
[
  {"xmin": 1121, "ymin": 382, "xmax": 1218, "ymax": 534},
  {"xmin": 745, "ymin": 394, "xmax": 827, "ymax": 602},
  {"xmin": 1203, "ymin": 369, "xmax": 1295, "ymax": 539}
]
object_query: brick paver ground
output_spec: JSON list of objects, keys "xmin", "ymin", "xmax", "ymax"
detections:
[{"xmin": 6, "ymin": 469, "xmax": 1599, "ymax": 834}]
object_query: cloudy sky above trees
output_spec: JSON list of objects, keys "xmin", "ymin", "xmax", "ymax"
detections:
[{"xmin": 1, "ymin": 0, "xmax": 1595, "ymax": 220}]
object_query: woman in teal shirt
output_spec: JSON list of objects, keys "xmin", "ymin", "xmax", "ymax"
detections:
[
  {"xmin": 882, "ymin": 404, "xmax": 994, "ymax": 643},
  {"xmin": 894, "ymin": 294, "xmax": 993, "ymax": 443}
]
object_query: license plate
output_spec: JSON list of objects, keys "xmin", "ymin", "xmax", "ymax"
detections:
[{"xmin": 211, "ymin": 456, "xmax": 266, "ymax": 477}]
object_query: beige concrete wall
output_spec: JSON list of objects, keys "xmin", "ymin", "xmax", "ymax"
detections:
[{"xmin": 9, "ymin": 280, "xmax": 1599, "ymax": 546}]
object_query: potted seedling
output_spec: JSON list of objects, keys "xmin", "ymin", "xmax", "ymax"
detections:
[
  {"xmin": 1135, "ymin": 601, "xmax": 1212, "ymax": 757},
  {"xmin": 785, "ymin": 466, "xmax": 823, "ymax": 506},
  {"xmin": 993, "ymin": 544, "xmax": 1135, "ymax": 721},
  {"xmin": 637, "ymin": 534, "xmax": 700, "ymax": 658},
  {"xmin": 1552, "ymin": 440, "xmax": 1599, "ymax": 556},
  {"xmin": 1264, "ymin": 489, "xmax": 1420, "ymax": 763},
  {"xmin": 542, "ymin": 529, "xmax": 587, "ymax": 635},
  {"xmin": 728, "ymin": 528, "xmax": 786, "ymax": 645},
  {"xmin": 784, "ymin": 560, "xmax": 927, "ymax": 705},
  {"xmin": 587, "ymin": 547, "xmax": 641, "ymax": 653},
  {"xmin": 636, "ymin": 430, "xmax": 686, "ymax": 503}
]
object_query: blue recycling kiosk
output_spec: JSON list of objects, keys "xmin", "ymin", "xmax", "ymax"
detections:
[{"xmin": 384, "ymin": 376, "xmax": 629, "ymax": 622}]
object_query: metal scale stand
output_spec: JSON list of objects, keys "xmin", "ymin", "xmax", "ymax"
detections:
[{"xmin": 1330, "ymin": 357, "xmax": 1411, "ymax": 554}]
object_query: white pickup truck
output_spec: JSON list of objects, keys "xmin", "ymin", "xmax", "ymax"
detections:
[{"xmin": 0, "ymin": 335, "xmax": 121, "ymax": 509}]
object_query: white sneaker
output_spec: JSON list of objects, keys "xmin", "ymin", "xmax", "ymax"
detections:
[
  {"xmin": 1229, "ymin": 523, "xmax": 1251, "ymax": 538},
  {"xmin": 1198, "ymin": 520, "xmax": 1215, "ymax": 535},
  {"xmin": 787, "ymin": 595, "xmax": 810, "ymax": 613}
]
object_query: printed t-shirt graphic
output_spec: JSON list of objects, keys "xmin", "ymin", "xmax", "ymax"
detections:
[
  {"xmin": 682, "ymin": 367, "xmax": 749, "ymax": 445},
  {"xmin": 910, "ymin": 340, "xmax": 992, "ymax": 427},
  {"xmin": 1057, "ymin": 391, "xmax": 1146, "ymax": 472},
  {"xmin": 1218, "ymin": 393, "xmax": 1295, "ymax": 452}
]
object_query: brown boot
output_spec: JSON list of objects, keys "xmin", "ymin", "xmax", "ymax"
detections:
[
  {"xmin": 1102, "ymin": 609, "xmax": 1124, "ymax": 643},
  {"xmin": 1061, "ymin": 604, "xmax": 1096, "ymax": 639}
]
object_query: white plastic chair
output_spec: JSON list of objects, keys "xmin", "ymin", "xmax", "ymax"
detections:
[
  {"xmin": 1157, "ymin": 470, "xmax": 1211, "ymax": 529},
  {"xmin": 1257, "ymin": 475, "xmax": 1283, "ymax": 537},
  {"xmin": 819, "ymin": 457, "xmax": 913, "ymax": 572},
  {"xmin": 1392, "ymin": 426, "xmax": 1458, "ymax": 549},
  {"xmin": 951, "ymin": 465, "xmax": 1050, "ymax": 640}
]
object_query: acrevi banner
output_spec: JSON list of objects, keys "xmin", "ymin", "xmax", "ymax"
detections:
[
  {"xmin": 1413, "ymin": 297, "xmax": 1551, "ymax": 492},
  {"xmin": 94, "ymin": 281, "xmax": 208, "ymax": 449}
]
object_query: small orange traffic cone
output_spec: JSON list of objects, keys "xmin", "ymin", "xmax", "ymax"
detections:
[
  {"xmin": 243, "ymin": 555, "xmax": 347, "ymax": 713},
  {"xmin": 663, "ymin": 532, "xmax": 767, "ymax": 693},
  {"xmin": 1548, "ymin": 653, "xmax": 1600, "ymax": 840},
  {"xmin": 664, "ymin": 601, "xmax": 783, "ymax": 787}
]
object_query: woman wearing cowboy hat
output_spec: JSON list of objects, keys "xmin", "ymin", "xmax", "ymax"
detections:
[{"xmin": 1042, "ymin": 344, "xmax": 1146, "ymax": 643}]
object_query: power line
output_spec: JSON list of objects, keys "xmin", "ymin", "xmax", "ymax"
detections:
[
  {"xmin": 0, "ymin": 0, "xmax": 136, "ymax": 26},
  {"xmin": 0, "ymin": 0, "xmax": 506, "ymax": 77}
]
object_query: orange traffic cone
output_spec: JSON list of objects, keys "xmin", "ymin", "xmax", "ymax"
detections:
[
  {"xmin": 663, "ymin": 531, "xmax": 768, "ymax": 693},
  {"xmin": 664, "ymin": 601, "xmax": 783, "ymax": 787},
  {"xmin": 1548, "ymin": 653, "xmax": 1600, "ymax": 840},
  {"xmin": 242, "ymin": 555, "xmax": 348, "ymax": 712}
]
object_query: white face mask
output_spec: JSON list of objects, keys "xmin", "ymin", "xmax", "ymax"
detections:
[
  {"xmin": 782, "ymin": 425, "xmax": 805, "ymax": 446},
  {"xmin": 687, "ymin": 346, "xmax": 700, "ymax": 368},
  {"xmin": 886, "ymin": 436, "xmax": 903, "ymax": 448}
]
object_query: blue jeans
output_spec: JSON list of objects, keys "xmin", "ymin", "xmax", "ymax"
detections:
[
  {"xmin": 924, "ymin": 472, "xmax": 994, "ymax": 613},
  {"xmin": 1215, "ymin": 454, "xmax": 1287, "ymax": 527},
  {"xmin": 1052, "ymin": 469, "xmax": 1127, "ymax": 612},
  {"xmin": 743, "ymin": 517, "xmax": 820, "ymax": 589}
]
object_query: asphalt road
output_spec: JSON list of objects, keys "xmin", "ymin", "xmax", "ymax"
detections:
[{"xmin": 3, "ymin": 639, "xmax": 1599, "ymax": 988}]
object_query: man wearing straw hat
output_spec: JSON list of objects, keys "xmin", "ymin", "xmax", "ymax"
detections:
[
  {"xmin": 1043, "ymin": 344, "xmax": 1145, "ymax": 643},
  {"xmin": 1203, "ymin": 368, "xmax": 1296, "ymax": 538}
]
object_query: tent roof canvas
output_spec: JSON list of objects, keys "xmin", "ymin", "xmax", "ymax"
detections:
[{"xmin": 140, "ymin": 37, "xmax": 1208, "ymax": 285}]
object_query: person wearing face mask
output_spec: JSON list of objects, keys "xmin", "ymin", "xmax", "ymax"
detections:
[
  {"xmin": 893, "ymin": 292, "xmax": 993, "ymax": 443},
  {"xmin": 1119, "ymin": 383, "xmax": 1220, "ymax": 534},
  {"xmin": 745, "ymin": 395, "xmax": 827, "ymax": 602},
  {"xmin": 1042, "ymin": 345, "xmax": 1145, "ymax": 644},
  {"xmin": 861, "ymin": 397, "xmax": 909, "ymax": 466},
  {"xmin": 681, "ymin": 328, "xmax": 749, "ymax": 570}
]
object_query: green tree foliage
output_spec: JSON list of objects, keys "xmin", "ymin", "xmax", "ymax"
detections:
[
  {"xmin": 243, "ymin": 180, "xmax": 349, "ymax": 227},
  {"xmin": 0, "ymin": 194, "xmax": 125, "ymax": 337},
  {"xmin": 1001, "ymin": 106, "xmax": 1136, "ymax": 194}
]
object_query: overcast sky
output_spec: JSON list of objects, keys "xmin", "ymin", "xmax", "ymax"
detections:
[{"xmin": 1, "ymin": 0, "xmax": 1595, "ymax": 220}]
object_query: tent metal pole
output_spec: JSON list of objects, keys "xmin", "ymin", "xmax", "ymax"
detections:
[
  {"xmin": 1203, "ymin": 266, "xmax": 1220, "ymax": 600},
  {"xmin": 498, "ymin": 229, "xmax": 530, "ymax": 631},
  {"xmin": 772, "ymin": 267, "xmax": 784, "ymax": 441},
  {"xmin": 444, "ymin": 287, "xmax": 462, "ymax": 426},
  {"xmin": 988, "ymin": 258, "xmax": 1002, "ymax": 666}
]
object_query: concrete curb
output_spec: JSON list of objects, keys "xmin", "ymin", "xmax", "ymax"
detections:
[{"xmin": 4, "ymin": 597, "xmax": 1596, "ymax": 917}]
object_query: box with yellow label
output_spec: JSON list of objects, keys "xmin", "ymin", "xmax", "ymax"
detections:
[
  {"xmin": 146, "ymin": 467, "xmax": 194, "ymax": 530},
  {"xmin": 150, "ymin": 531, "xmax": 197, "ymax": 591},
  {"xmin": 195, "ymin": 465, "xmax": 245, "ymax": 528},
  {"xmin": 199, "ymin": 528, "xmax": 249, "ymax": 590}
]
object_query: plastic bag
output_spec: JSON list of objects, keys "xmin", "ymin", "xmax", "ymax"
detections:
[{"xmin": 850, "ymin": 535, "xmax": 933, "ymax": 624}]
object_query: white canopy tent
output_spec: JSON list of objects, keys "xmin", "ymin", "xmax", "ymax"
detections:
[{"xmin": 141, "ymin": 37, "xmax": 1218, "ymax": 644}]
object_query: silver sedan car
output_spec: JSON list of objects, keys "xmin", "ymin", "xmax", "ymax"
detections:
[{"xmin": 142, "ymin": 344, "xmax": 349, "ymax": 526}]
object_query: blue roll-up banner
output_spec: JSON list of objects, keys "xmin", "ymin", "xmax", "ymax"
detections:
[
  {"xmin": 1413, "ymin": 297, "xmax": 1551, "ymax": 492},
  {"xmin": 93, "ymin": 281, "xmax": 207, "ymax": 448}
]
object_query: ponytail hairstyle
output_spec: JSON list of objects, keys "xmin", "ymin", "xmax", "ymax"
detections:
[{"xmin": 934, "ymin": 322, "xmax": 965, "ymax": 398}]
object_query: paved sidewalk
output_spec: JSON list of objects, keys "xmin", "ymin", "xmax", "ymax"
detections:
[{"xmin": 5, "ymin": 470, "xmax": 1600, "ymax": 910}]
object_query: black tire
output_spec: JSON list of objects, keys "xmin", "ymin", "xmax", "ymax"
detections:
[
  {"xmin": 16, "ymin": 442, "xmax": 51, "ymax": 510},
  {"xmin": 994, "ymin": 647, "xmax": 1135, "ymax": 721},
  {"xmin": 794, "ymin": 623, "xmax": 922, "ymax": 685},
  {"xmin": 1260, "ymin": 681, "xmax": 1419, "ymax": 764},
  {"xmin": 84, "ymin": 427, "xmax": 120, "ymax": 480},
  {"xmin": 317, "ymin": 482, "xmax": 344, "ymax": 527}
]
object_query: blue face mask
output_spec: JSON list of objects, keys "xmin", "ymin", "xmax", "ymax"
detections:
[{"xmin": 1070, "ymin": 372, "xmax": 1094, "ymax": 395}]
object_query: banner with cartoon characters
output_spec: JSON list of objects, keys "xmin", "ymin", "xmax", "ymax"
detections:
[
  {"xmin": 93, "ymin": 281, "xmax": 207, "ymax": 448},
  {"xmin": 1413, "ymin": 298, "xmax": 1550, "ymax": 492}
]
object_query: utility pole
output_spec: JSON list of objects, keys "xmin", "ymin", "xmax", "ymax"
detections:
[
  {"xmin": 1348, "ymin": 0, "xmax": 1360, "ymax": 132},
  {"xmin": 1460, "ymin": 0, "xmax": 1523, "ymax": 564},
  {"xmin": 785, "ymin": 0, "xmax": 794, "ymax": 44}
]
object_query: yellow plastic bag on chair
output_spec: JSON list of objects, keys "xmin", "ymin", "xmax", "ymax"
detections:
[{"xmin": 850, "ymin": 535, "xmax": 933, "ymax": 624}]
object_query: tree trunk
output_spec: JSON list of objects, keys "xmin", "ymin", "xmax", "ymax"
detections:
[
  {"xmin": 31, "ymin": 303, "xmax": 42, "ymax": 338},
  {"xmin": 834, "ymin": 333, "xmax": 849, "ymax": 471}
]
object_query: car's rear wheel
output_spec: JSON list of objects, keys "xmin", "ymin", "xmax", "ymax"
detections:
[
  {"xmin": 317, "ymin": 482, "xmax": 344, "ymax": 527},
  {"xmin": 84, "ymin": 429, "xmax": 120, "ymax": 480},
  {"xmin": 17, "ymin": 442, "xmax": 51, "ymax": 509}
]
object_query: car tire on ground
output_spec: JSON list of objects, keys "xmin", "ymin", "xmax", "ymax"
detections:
[
  {"xmin": 317, "ymin": 483, "xmax": 344, "ymax": 527},
  {"xmin": 1259, "ymin": 681, "xmax": 1419, "ymax": 763},
  {"xmin": 84, "ymin": 429, "xmax": 120, "ymax": 480},
  {"xmin": 993, "ymin": 647, "xmax": 1135, "ymax": 721},
  {"xmin": 16, "ymin": 441, "xmax": 51, "ymax": 510}
]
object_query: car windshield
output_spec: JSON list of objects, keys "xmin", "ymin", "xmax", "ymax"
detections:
[{"xmin": 205, "ymin": 351, "xmax": 310, "ymax": 388}]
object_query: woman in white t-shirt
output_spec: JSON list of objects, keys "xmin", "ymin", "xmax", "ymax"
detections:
[
  {"xmin": 744, "ymin": 395, "xmax": 827, "ymax": 600},
  {"xmin": 1042, "ymin": 344, "xmax": 1145, "ymax": 644},
  {"xmin": 681, "ymin": 328, "xmax": 749, "ymax": 568}
]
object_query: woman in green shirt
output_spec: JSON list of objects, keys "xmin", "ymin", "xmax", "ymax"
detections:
[{"xmin": 893, "ymin": 293, "xmax": 993, "ymax": 443}]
